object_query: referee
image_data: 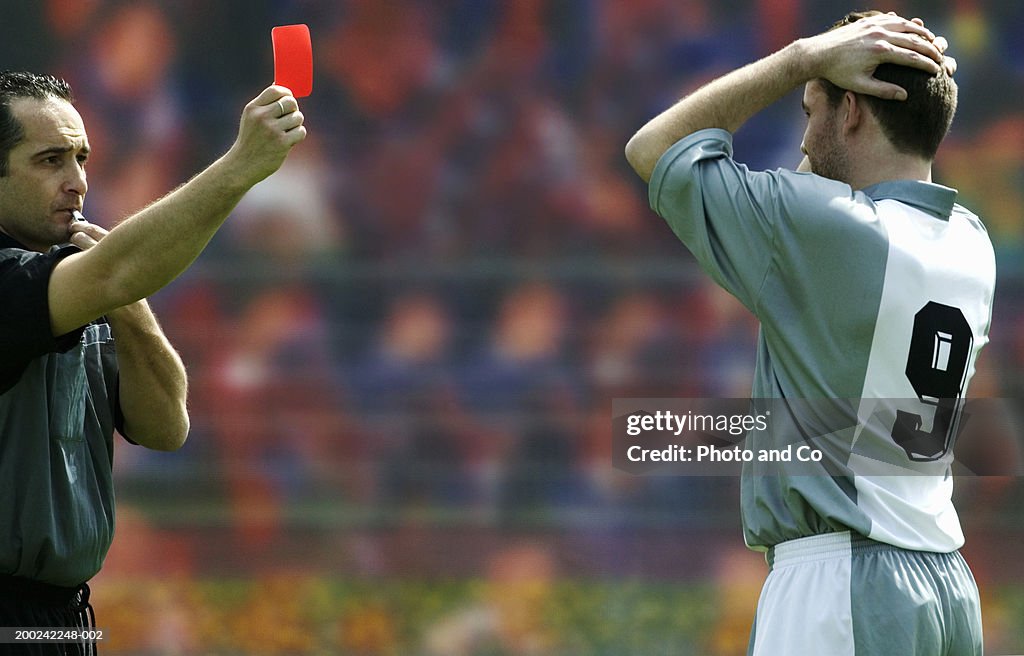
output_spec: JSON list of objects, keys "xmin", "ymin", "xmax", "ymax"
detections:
[
  {"xmin": 0, "ymin": 70, "xmax": 305, "ymax": 654},
  {"xmin": 626, "ymin": 11, "xmax": 991, "ymax": 655}
]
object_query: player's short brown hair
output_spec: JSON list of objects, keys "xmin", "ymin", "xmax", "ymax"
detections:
[{"xmin": 818, "ymin": 10, "xmax": 957, "ymax": 160}]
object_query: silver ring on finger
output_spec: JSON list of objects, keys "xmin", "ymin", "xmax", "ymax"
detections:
[{"xmin": 276, "ymin": 99, "xmax": 286, "ymax": 117}]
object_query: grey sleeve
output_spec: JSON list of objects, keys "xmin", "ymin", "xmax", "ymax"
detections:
[
  {"xmin": 648, "ymin": 129, "xmax": 869, "ymax": 319},
  {"xmin": 648, "ymin": 129, "xmax": 786, "ymax": 312}
]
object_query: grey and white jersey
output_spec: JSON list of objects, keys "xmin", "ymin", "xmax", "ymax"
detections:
[{"xmin": 649, "ymin": 129, "xmax": 996, "ymax": 552}]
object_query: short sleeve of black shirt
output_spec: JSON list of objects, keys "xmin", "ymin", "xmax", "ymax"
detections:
[{"xmin": 0, "ymin": 241, "xmax": 85, "ymax": 393}]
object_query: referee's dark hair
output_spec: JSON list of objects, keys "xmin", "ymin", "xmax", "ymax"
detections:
[
  {"xmin": 0, "ymin": 71, "xmax": 75, "ymax": 177},
  {"xmin": 818, "ymin": 10, "xmax": 957, "ymax": 161}
]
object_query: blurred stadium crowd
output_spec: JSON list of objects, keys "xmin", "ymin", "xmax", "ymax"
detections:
[{"xmin": 4, "ymin": 0, "xmax": 1024, "ymax": 652}]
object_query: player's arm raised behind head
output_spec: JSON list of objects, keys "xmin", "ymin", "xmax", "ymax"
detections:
[{"xmin": 625, "ymin": 12, "xmax": 944, "ymax": 182}]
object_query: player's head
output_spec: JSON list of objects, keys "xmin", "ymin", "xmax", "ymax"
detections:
[
  {"xmin": 0, "ymin": 71, "xmax": 88, "ymax": 251},
  {"xmin": 801, "ymin": 11, "xmax": 957, "ymax": 181},
  {"xmin": 0, "ymin": 71, "xmax": 75, "ymax": 177}
]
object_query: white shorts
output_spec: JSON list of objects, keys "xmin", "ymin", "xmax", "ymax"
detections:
[{"xmin": 748, "ymin": 531, "xmax": 983, "ymax": 656}]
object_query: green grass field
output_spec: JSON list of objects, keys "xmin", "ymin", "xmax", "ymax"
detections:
[{"xmin": 93, "ymin": 576, "xmax": 1024, "ymax": 655}]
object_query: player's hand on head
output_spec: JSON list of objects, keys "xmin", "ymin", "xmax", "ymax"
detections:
[
  {"xmin": 806, "ymin": 12, "xmax": 947, "ymax": 101},
  {"xmin": 910, "ymin": 17, "xmax": 957, "ymax": 77},
  {"xmin": 227, "ymin": 85, "xmax": 307, "ymax": 186},
  {"xmin": 929, "ymin": 33, "xmax": 957, "ymax": 77}
]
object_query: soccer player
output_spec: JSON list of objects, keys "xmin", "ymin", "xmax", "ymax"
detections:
[{"xmin": 625, "ymin": 11, "xmax": 991, "ymax": 655}]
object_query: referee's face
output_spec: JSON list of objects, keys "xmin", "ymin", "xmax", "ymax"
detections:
[
  {"xmin": 800, "ymin": 81, "xmax": 850, "ymax": 183},
  {"xmin": 0, "ymin": 97, "xmax": 89, "ymax": 253}
]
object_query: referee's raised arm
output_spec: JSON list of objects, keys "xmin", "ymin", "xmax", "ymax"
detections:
[{"xmin": 48, "ymin": 85, "xmax": 306, "ymax": 336}]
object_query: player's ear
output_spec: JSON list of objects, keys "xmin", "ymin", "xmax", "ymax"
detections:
[{"xmin": 841, "ymin": 90, "xmax": 863, "ymax": 135}]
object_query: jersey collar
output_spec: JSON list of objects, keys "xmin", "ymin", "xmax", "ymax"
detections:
[
  {"xmin": 0, "ymin": 232, "xmax": 27, "ymax": 249},
  {"xmin": 0, "ymin": 231, "xmax": 75, "ymax": 253},
  {"xmin": 861, "ymin": 180, "xmax": 958, "ymax": 220}
]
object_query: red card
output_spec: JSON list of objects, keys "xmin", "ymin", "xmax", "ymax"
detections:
[{"xmin": 272, "ymin": 24, "xmax": 312, "ymax": 97}]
